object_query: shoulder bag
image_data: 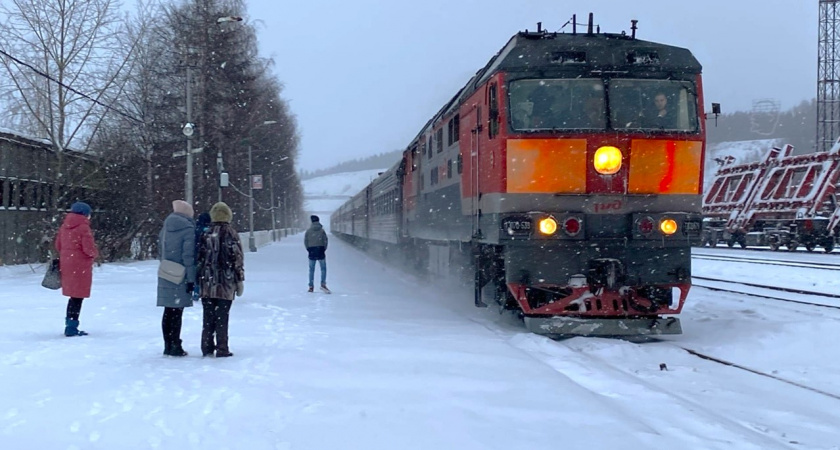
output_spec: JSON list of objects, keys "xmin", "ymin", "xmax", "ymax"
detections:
[{"xmin": 158, "ymin": 230, "xmax": 186, "ymax": 284}]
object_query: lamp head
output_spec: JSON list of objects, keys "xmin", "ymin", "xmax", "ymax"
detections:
[{"xmin": 182, "ymin": 122, "xmax": 195, "ymax": 137}]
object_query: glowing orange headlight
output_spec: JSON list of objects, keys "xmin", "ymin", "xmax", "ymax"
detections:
[
  {"xmin": 538, "ymin": 217, "xmax": 558, "ymax": 235},
  {"xmin": 593, "ymin": 146, "xmax": 622, "ymax": 175},
  {"xmin": 660, "ymin": 219, "xmax": 678, "ymax": 235}
]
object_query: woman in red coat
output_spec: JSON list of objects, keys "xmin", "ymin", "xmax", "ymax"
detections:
[{"xmin": 55, "ymin": 202, "xmax": 99, "ymax": 336}]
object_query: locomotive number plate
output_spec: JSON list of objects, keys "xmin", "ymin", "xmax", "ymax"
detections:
[
  {"xmin": 502, "ymin": 217, "xmax": 532, "ymax": 236},
  {"xmin": 683, "ymin": 220, "xmax": 701, "ymax": 234}
]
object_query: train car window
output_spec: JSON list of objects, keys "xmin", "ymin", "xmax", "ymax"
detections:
[
  {"xmin": 489, "ymin": 84, "xmax": 499, "ymax": 138},
  {"xmin": 508, "ymin": 78, "xmax": 605, "ymax": 131},
  {"xmin": 609, "ymin": 79, "xmax": 698, "ymax": 132}
]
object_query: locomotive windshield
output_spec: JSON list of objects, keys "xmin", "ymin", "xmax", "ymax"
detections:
[{"xmin": 509, "ymin": 78, "xmax": 699, "ymax": 133}]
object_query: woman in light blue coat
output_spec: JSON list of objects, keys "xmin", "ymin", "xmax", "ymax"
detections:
[{"xmin": 156, "ymin": 200, "xmax": 196, "ymax": 357}]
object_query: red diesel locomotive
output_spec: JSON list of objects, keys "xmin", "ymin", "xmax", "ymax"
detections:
[{"xmin": 333, "ymin": 16, "xmax": 707, "ymax": 336}]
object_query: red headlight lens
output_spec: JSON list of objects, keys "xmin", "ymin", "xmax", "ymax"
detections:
[
  {"xmin": 563, "ymin": 217, "xmax": 582, "ymax": 236},
  {"xmin": 638, "ymin": 216, "xmax": 655, "ymax": 234}
]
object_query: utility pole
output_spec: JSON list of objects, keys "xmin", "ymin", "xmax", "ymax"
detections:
[
  {"xmin": 184, "ymin": 66, "xmax": 193, "ymax": 206},
  {"xmin": 248, "ymin": 144, "xmax": 256, "ymax": 252},
  {"xmin": 270, "ymin": 171, "xmax": 278, "ymax": 241}
]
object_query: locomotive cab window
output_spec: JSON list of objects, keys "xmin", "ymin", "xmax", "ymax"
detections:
[
  {"xmin": 609, "ymin": 79, "xmax": 699, "ymax": 132},
  {"xmin": 508, "ymin": 78, "xmax": 605, "ymax": 131},
  {"xmin": 508, "ymin": 78, "xmax": 698, "ymax": 133}
]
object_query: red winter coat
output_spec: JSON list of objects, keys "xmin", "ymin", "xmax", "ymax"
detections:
[{"xmin": 55, "ymin": 213, "xmax": 98, "ymax": 298}]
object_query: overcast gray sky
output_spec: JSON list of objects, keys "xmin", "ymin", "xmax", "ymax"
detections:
[{"xmin": 248, "ymin": 0, "xmax": 817, "ymax": 172}]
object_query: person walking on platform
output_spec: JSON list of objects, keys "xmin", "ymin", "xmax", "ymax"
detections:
[
  {"xmin": 56, "ymin": 201, "xmax": 99, "ymax": 336},
  {"xmin": 305, "ymin": 215, "xmax": 330, "ymax": 293},
  {"xmin": 196, "ymin": 202, "xmax": 244, "ymax": 357}
]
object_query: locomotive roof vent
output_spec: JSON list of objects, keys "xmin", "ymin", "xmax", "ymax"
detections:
[
  {"xmin": 551, "ymin": 51, "xmax": 587, "ymax": 64},
  {"xmin": 627, "ymin": 50, "xmax": 660, "ymax": 65}
]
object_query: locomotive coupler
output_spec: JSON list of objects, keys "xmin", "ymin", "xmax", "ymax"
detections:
[{"xmin": 586, "ymin": 258, "xmax": 624, "ymax": 293}]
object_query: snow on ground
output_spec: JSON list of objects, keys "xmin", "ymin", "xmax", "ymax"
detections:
[{"xmin": 2, "ymin": 230, "xmax": 840, "ymax": 449}]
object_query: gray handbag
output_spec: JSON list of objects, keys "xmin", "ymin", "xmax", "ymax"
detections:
[
  {"xmin": 41, "ymin": 258, "xmax": 61, "ymax": 290},
  {"xmin": 158, "ymin": 230, "xmax": 186, "ymax": 284}
]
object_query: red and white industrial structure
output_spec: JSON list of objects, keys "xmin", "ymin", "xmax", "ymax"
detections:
[{"xmin": 701, "ymin": 1, "xmax": 840, "ymax": 251}]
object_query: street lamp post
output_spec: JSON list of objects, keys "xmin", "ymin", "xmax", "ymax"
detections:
[
  {"xmin": 184, "ymin": 66, "xmax": 194, "ymax": 205},
  {"xmin": 269, "ymin": 171, "xmax": 277, "ymax": 241},
  {"xmin": 246, "ymin": 120, "xmax": 278, "ymax": 253},
  {"xmin": 248, "ymin": 143, "xmax": 256, "ymax": 252},
  {"xmin": 178, "ymin": 16, "xmax": 243, "ymax": 206}
]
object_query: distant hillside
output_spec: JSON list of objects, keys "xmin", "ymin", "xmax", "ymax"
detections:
[
  {"xmin": 300, "ymin": 150, "xmax": 402, "ymax": 180},
  {"xmin": 707, "ymin": 99, "xmax": 816, "ymax": 153}
]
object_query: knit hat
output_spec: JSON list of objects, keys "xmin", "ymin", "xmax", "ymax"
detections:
[
  {"xmin": 172, "ymin": 200, "xmax": 194, "ymax": 218},
  {"xmin": 196, "ymin": 212, "xmax": 212, "ymax": 230},
  {"xmin": 210, "ymin": 202, "xmax": 233, "ymax": 223},
  {"xmin": 310, "ymin": 215, "xmax": 320, "ymax": 222},
  {"xmin": 70, "ymin": 202, "xmax": 91, "ymax": 217}
]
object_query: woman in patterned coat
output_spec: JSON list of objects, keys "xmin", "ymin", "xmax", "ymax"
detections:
[{"xmin": 196, "ymin": 202, "xmax": 244, "ymax": 357}]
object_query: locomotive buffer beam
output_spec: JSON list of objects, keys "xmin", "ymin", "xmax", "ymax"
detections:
[{"xmin": 524, "ymin": 316, "xmax": 682, "ymax": 337}]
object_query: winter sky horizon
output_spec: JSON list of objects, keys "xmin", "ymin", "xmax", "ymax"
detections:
[{"xmin": 247, "ymin": 0, "xmax": 818, "ymax": 172}]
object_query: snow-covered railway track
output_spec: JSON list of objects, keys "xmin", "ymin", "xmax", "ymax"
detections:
[
  {"xmin": 693, "ymin": 254, "xmax": 840, "ymax": 271},
  {"xmin": 678, "ymin": 346, "xmax": 840, "ymax": 401},
  {"xmin": 469, "ymin": 316, "xmax": 839, "ymax": 448},
  {"xmin": 506, "ymin": 333, "xmax": 838, "ymax": 448},
  {"xmin": 692, "ymin": 276, "xmax": 840, "ymax": 310}
]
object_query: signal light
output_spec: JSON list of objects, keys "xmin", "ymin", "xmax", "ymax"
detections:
[
  {"xmin": 563, "ymin": 217, "xmax": 582, "ymax": 236},
  {"xmin": 538, "ymin": 217, "xmax": 558, "ymax": 235},
  {"xmin": 660, "ymin": 218, "xmax": 678, "ymax": 235},
  {"xmin": 638, "ymin": 216, "xmax": 655, "ymax": 235},
  {"xmin": 593, "ymin": 146, "xmax": 622, "ymax": 175}
]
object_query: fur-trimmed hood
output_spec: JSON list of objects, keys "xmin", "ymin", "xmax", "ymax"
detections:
[{"xmin": 210, "ymin": 202, "xmax": 232, "ymax": 223}]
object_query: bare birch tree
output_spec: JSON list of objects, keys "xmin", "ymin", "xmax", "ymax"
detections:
[{"xmin": 0, "ymin": 0, "xmax": 131, "ymax": 210}]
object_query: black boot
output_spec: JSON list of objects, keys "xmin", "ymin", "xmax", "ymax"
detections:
[
  {"xmin": 64, "ymin": 318, "xmax": 88, "ymax": 337},
  {"xmin": 201, "ymin": 300, "xmax": 216, "ymax": 357},
  {"xmin": 165, "ymin": 339, "xmax": 188, "ymax": 357},
  {"xmin": 214, "ymin": 300, "xmax": 233, "ymax": 357}
]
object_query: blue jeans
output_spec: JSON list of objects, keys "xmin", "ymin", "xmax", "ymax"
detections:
[{"xmin": 309, "ymin": 259, "xmax": 326, "ymax": 287}]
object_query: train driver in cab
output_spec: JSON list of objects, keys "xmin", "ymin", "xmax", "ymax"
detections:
[{"xmin": 648, "ymin": 92, "xmax": 676, "ymax": 129}]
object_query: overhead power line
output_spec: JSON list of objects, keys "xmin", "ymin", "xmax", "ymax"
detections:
[{"xmin": 0, "ymin": 48, "xmax": 143, "ymax": 124}]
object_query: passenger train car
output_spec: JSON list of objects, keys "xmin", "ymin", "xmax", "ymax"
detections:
[{"xmin": 333, "ymin": 17, "xmax": 707, "ymax": 336}]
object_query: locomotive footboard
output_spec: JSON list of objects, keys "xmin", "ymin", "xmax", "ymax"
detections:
[{"xmin": 524, "ymin": 315, "xmax": 682, "ymax": 337}]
